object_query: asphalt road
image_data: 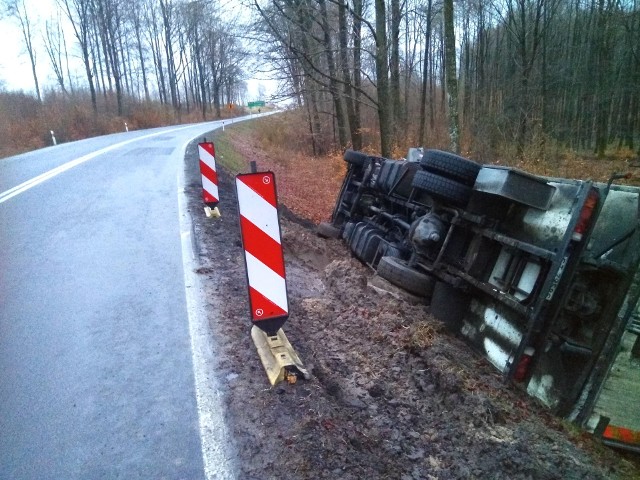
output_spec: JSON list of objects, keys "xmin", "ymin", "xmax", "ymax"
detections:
[{"xmin": 0, "ymin": 118, "xmax": 253, "ymax": 479}]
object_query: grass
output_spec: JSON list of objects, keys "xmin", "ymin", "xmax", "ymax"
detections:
[
  {"xmin": 211, "ymin": 123, "xmax": 254, "ymax": 175},
  {"xmin": 211, "ymin": 118, "xmax": 347, "ymax": 223}
]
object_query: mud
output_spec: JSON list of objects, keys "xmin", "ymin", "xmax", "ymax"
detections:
[{"xmin": 183, "ymin": 137, "xmax": 638, "ymax": 479}]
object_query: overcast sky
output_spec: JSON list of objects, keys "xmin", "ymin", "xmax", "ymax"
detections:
[
  {"xmin": 0, "ymin": 0, "xmax": 49, "ymax": 92},
  {"xmin": 0, "ymin": 0, "xmax": 274, "ymax": 100}
]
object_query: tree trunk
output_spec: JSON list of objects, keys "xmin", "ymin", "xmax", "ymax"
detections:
[
  {"xmin": 594, "ymin": 0, "xmax": 609, "ymax": 157},
  {"xmin": 133, "ymin": 11, "xmax": 150, "ymax": 102},
  {"xmin": 390, "ymin": 0, "xmax": 402, "ymax": 145},
  {"xmin": 443, "ymin": 0, "xmax": 460, "ymax": 152},
  {"xmin": 318, "ymin": 0, "xmax": 348, "ymax": 149},
  {"xmin": 375, "ymin": 0, "xmax": 392, "ymax": 157},
  {"xmin": 10, "ymin": 0, "xmax": 41, "ymax": 101},
  {"xmin": 418, "ymin": 0, "xmax": 433, "ymax": 146},
  {"xmin": 338, "ymin": 0, "xmax": 361, "ymax": 150},
  {"xmin": 352, "ymin": 0, "xmax": 364, "ymax": 150},
  {"xmin": 160, "ymin": 0, "xmax": 178, "ymax": 110}
]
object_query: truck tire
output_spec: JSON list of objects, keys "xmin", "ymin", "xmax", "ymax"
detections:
[
  {"xmin": 411, "ymin": 170, "xmax": 472, "ymax": 207},
  {"xmin": 376, "ymin": 160, "xmax": 403, "ymax": 193},
  {"xmin": 317, "ymin": 222, "xmax": 342, "ymax": 239},
  {"xmin": 377, "ymin": 256, "xmax": 435, "ymax": 297},
  {"xmin": 343, "ymin": 149, "xmax": 369, "ymax": 166},
  {"xmin": 376, "ymin": 160, "xmax": 393, "ymax": 190},
  {"xmin": 420, "ymin": 150, "xmax": 481, "ymax": 186},
  {"xmin": 342, "ymin": 221, "xmax": 356, "ymax": 241},
  {"xmin": 348, "ymin": 223, "xmax": 384, "ymax": 264},
  {"xmin": 386, "ymin": 161, "xmax": 404, "ymax": 193},
  {"xmin": 393, "ymin": 162, "xmax": 420, "ymax": 198},
  {"xmin": 429, "ymin": 281, "xmax": 470, "ymax": 331}
]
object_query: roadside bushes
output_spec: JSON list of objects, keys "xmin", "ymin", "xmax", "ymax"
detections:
[
  {"xmin": 0, "ymin": 91, "xmax": 44, "ymax": 157},
  {"xmin": 0, "ymin": 86, "xmax": 254, "ymax": 159}
]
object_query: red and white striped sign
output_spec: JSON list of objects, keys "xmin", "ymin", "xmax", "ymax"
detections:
[
  {"xmin": 236, "ymin": 172, "xmax": 288, "ymax": 333},
  {"xmin": 198, "ymin": 142, "xmax": 219, "ymax": 207}
]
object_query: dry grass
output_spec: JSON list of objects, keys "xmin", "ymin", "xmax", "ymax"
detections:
[
  {"xmin": 408, "ymin": 321, "xmax": 441, "ymax": 349},
  {"xmin": 240, "ymin": 105, "xmax": 640, "ymax": 190},
  {"xmin": 216, "ymin": 108, "xmax": 640, "ymax": 226},
  {"xmin": 486, "ymin": 144, "xmax": 640, "ymax": 186},
  {"xmin": 218, "ymin": 116, "xmax": 347, "ymax": 223},
  {"xmin": 4, "ymin": 86, "xmax": 637, "ymax": 190},
  {"xmin": 0, "ymin": 89, "xmax": 248, "ymax": 159}
]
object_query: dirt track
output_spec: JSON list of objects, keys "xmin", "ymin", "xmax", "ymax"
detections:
[{"xmin": 183, "ymin": 135, "xmax": 639, "ymax": 479}]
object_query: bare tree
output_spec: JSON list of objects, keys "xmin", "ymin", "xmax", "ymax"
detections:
[
  {"xmin": 143, "ymin": 0, "xmax": 168, "ymax": 104},
  {"xmin": 59, "ymin": 0, "xmax": 97, "ymax": 111},
  {"xmin": 182, "ymin": 0, "xmax": 208, "ymax": 118},
  {"xmin": 4, "ymin": 0, "xmax": 41, "ymax": 101},
  {"xmin": 338, "ymin": 0, "xmax": 361, "ymax": 150},
  {"xmin": 129, "ymin": 0, "xmax": 150, "ymax": 102},
  {"xmin": 318, "ymin": 0, "xmax": 348, "ymax": 148},
  {"xmin": 443, "ymin": 0, "xmax": 459, "ymax": 152},
  {"xmin": 351, "ymin": 0, "xmax": 364, "ymax": 150},
  {"xmin": 159, "ymin": 0, "xmax": 179, "ymax": 110},
  {"xmin": 390, "ymin": 0, "xmax": 402, "ymax": 143},
  {"xmin": 44, "ymin": 15, "xmax": 68, "ymax": 94},
  {"xmin": 502, "ymin": 0, "xmax": 549, "ymax": 158},
  {"xmin": 418, "ymin": 0, "xmax": 433, "ymax": 146},
  {"xmin": 375, "ymin": 0, "xmax": 392, "ymax": 157}
]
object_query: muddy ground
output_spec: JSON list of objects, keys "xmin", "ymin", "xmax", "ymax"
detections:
[{"xmin": 183, "ymin": 135, "xmax": 639, "ymax": 479}]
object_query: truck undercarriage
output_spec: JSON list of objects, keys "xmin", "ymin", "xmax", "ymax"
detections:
[{"xmin": 322, "ymin": 148, "xmax": 640, "ymax": 452}]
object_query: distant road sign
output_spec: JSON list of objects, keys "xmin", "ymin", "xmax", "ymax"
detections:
[{"xmin": 248, "ymin": 101, "xmax": 265, "ymax": 108}]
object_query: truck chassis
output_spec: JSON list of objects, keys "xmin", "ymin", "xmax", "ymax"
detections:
[{"xmin": 323, "ymin": 148, "xmax": 640, "ymax": 452}]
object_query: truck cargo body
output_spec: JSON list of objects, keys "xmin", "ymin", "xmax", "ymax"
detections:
[{"xmin": 326, "ymin": 149, "xmax": 640, "ymax": 452}]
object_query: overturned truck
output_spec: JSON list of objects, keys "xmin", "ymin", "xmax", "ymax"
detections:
[{"xmin": 320, "ymin": 148, "xmax": 640, "ymax": 453}]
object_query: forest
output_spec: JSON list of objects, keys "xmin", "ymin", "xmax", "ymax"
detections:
[{"xmin": 1, "ymin": 0, "xmax": 639, "ymax": 162}]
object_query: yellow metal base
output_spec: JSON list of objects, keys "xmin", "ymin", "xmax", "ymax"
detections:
[
  {"xmin": 204, "ymin": 206, "xmax": 221, "ymax": 218},
  {"xmin": 251, "ymin": 326, "xmax": 310, "ymax": 386}
]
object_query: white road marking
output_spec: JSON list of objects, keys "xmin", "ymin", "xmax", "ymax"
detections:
[
  {"xmin": 0, "ymin": 125, "xmax": 195, "ymax": 204},
  {"xmin": 1, "ymin": 117, "xmax": 261, "ymax": 477},
  {"xmin": 177, "ymin": 139, "xmax": 235, "ymax": 480}
]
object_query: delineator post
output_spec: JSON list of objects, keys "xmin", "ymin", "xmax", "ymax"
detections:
[
  {"xmin": 235, "ymin": 171, "xmax": 308, "ymax": 384},
  {"xmin": 198, "ymin": 141, "xmax": 220, "ymax": 217},
  {"xmin": 235, "ymin": 171, "xmax": 288, "ymax": 334}
]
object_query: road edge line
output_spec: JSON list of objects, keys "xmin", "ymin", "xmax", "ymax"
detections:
[
  {"xmin": 177, "ymin": 137, "xmax": 236, "ymax": 480},
  {"xmin": 0, "ymin": 124, "xmax": 195, "ymax": 204}
]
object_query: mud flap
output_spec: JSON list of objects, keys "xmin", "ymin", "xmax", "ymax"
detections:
[{"xmin": 251, "ymin": 325, "xmax": 310, "ymax": 386}]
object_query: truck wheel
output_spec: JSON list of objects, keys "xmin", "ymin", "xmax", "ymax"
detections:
[
  {"xmin": 342, "ymin": 221, "xmax": 356, "ymax": 241},
  {"xmin": 376, "ymin": 160, "xmax": 393, "ymax": 190},
  {"xmin": 429, "ymin": 281, "xmax": 470, "ymax": 331},
  {"xmin": 411, "ymin": 170, "xmax": 472, "ymax": 207},
  {"xmin": 377, "ymin": 256, "xmax": 435, "ymax": 297},
  {"xmin": 420, "ymin": 150, "xmax": 481, "ymax": 186},
  {"xmin": 316, "ymin": 222, "xmax": 342, "ymax": 239},
  {"xmin": 385, "ymin": 161, "xmax": 403, "ymax": 193},
  {"xmin": 343, "ymin": 149, "xmax": 369, "ymax": 166}
]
